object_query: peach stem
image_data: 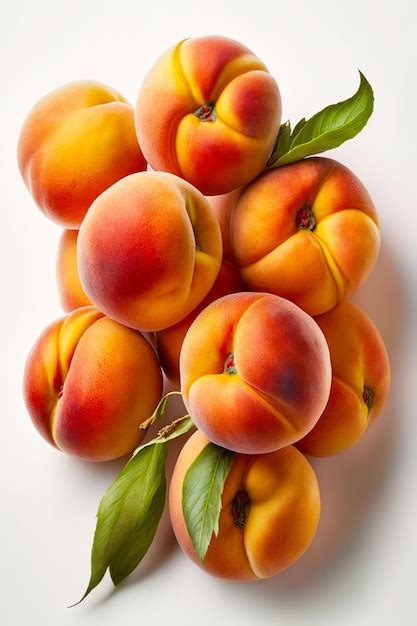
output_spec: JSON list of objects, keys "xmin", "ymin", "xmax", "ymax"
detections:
[
  {"xmin": 194, "ymin": 103, "xmax": 216, "ymax": 122},
  {"xmin": 232, "ymin": 492, "xmax": 251, "ymax": 530}
]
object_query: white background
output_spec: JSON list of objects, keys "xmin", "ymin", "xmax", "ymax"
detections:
[{"xmin": 1, "ymin": 0, "xmax": 416, "ymax": 624}]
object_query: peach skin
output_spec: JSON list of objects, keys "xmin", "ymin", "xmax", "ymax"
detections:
[
  {"xmin": 57, "ymin": 230, "xmax": 91, "ymax": 312},
  {"xmin": 78, "ymin": 171, "xmax": 222, "ymax": 332},
  {"xmin": 180, "ymin": 292, "xmax": 331, "ymax": 454},
  {"xmin": 298, "ymin": 301, "xmax": 391, "ymax": 456},
  {"xmin": 213, "ymin": 157, "xmax": 380, "ymax": 315},
  {"xmin": 156, "ymin": 261, "xmax": 243, "ymax": 384},
  {"xmin": 18, "ymin": 80, "xmax": 147, "ymax": 228},
  {"xmin": 135, "ymin": 36, "xmax": 281, "ymax": 196},
  {"xmin": 170, "ymin": 430, "xmax": 321, "ymax": 581},
  {"xmin": 210, "ymin": 189, "xmax": 242, "ymax": 264},
  {"xmin": 23, "ymin": 307, "xmax": 163, "ymax": 461}
]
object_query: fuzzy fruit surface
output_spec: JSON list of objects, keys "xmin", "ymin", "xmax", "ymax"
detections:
[
  {"xmin": 135, "ymin": 36, "xmax": 281, "ymax": 196},
  {"xmin": 77, "ymin": 171, "xmax": 223, "ymax": 332},
  {"xmin": 211, "ymin": 157, "xmax": 380, "ymax": 316},
  {"xmin": 23, "ymin": 307, "xmax": 163, "ymax": 461},
  {"xmin": 156, "ymin": 261, "xmax": 242, "ymax": 383},
  {"xmin": 18, "ymin": 80, "xmax": 146, "ymax": 228},
  {"xmin": 56, "ymin": 230, "xmax": 91, "ymax": 312},
  {"xmin": 298, "ymin": 300, "xmax": 391, "ymax": 456},
  {"xmin": 180, "ymin": 292, "xmax": 332, "ymax": 454}
]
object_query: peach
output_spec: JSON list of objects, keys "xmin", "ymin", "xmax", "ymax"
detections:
[
  {"xmin": 156, "ymin": 261, "xmax": 243, "ymax": 384},
  {"xmin": 78, "ymin": 171, "xmax": 222, "ymax": 332},
  {"xmin": 180, "ymin": 292, "xmax": 331, "ymax": 454},
  {"xmin": 135, "ymin": 36, "xmax": 281, "ymax": 196},
  {"xmin": 213, "ymin": 157, "xmax": 380, "ymax": 315},
  {"xmin": 169, "ymin": 430, "xmax": 320, "ymax": 581},
  {"xmin": 298, "ymin": 301, "xmax": 391, "ymax": 456},
  {"xmin": 209, "ymin": 189, "xmax": 241, "ymax": 264},
  {"xmin": 23, "ymin": 307, "xmax": 163, "ymax": 461},
  {"xmin": 18, "ymin": 80, "xmax": 147, "ymax": 228},
  {"xmin": 57, "ymin": 230, "xmax": 91, "ymax": 312}
]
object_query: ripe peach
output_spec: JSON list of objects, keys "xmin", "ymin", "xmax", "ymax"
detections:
[
  {"xmin": 57, "ymin": 230, "xmax": 91, "ymax": 312},
  {"xmin": 156, "ymin": 261, "xmax": 243, "ymax": 384},
  {"xmin": 23, "ymin": 307, "xmax": 163, "ymax": 461},
  {"xmin": 209, "ymin": 190, "xmax": 241, "ymax": 264},
  {"xmin": 169, "ymin": 430, "xmax": 320, "ymax": 581},
  {"xmin": 213, "ymin": 157, "xmax": 380, "ymax": 315},
  {"xmin": 298, "ymin": 301, "xmax": 391, "ymax": 456},
  {"xmin": 135, "ymin": 36, "xmax": 281, "ymax": 196},
  {"xmin": 18, "ymin": 80, "xmax": 147, "ymax": 228},
  {"xmin": 180, "ymin": 292, "xmax": 331, "ymax": 454},
  {"xmin": 78, "ymin": 171, "xmax": 222, "ymax": 332}
]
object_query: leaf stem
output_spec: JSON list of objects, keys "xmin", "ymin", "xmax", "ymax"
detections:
[
  {"xmin": 140, "ymin": 390, "xmax": 183, "ymax": 431},
  {"xmin": 156, "ymin": 415, "xmax": 191, "ymax": 439}
]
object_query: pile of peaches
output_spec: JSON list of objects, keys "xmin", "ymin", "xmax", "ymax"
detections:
[{"xmin": 19, "ymin": 36, "xmax": 390, "ymax": 591}]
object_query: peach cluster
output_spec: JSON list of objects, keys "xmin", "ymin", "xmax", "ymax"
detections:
[{"xmin": 19, "ymin": 34, "xmax": 390, "ymax": 586}]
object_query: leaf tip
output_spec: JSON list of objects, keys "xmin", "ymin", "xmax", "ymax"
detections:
[
  {"xmin": 196, "ymin": 546, "xmax": 207, "ymax": 564},
  {"xmin": 358, "ymin": 68, "xmax": 368, "ymax": 82},
  {"xmin": 358, "ymin": 69, "xmax": 374, "ymax": 99},
  {"xmin": 67, "ymin": 587, "xmax": 91, "ymax": 608}
]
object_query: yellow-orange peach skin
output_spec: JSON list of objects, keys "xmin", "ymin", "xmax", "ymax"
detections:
[
  {"xmin": 57, "ymin": 230, "xmax": 91, "ymax": 312},
  {"xmin": 78, "ymin": 171, "xmax": 222, "ymax": 332},
  {"xmin": 18, "ymin": 80, "xmax": 147, "ymax": 228},
  {"xmin": 156, "ymin": 262, "xmax": 243, "ymax": 384},
  {"xmin": 170, "ymin": 431, "xmax": 320, "ymax": 581},
  {"xmin": 210, "ymin": 189, "xmax": 242, "ymax": 264},
  {"xmin": 135, "ymin": 36, "xmax": 281, "ymax": 196},
  {"xmin": 213, "ymin": 157, "xmax": 380, "ymax": 316},
  {"xmin": 23, "ymin": 307, "xmax": 162, "ymax": 461},
  {"xmin": 298, "ymin": 301, "xmax": 391, "ymax": 456},
  {"xmin": 180, "ymin": 292, "xmax": 332, "ymax": 454}
]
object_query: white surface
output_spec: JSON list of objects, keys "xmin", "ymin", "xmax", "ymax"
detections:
[{"xmin": 1, "ymin": 1, "xmax": 416, "ymax": 624}]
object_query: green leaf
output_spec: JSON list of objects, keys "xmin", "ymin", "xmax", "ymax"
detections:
[
  {"xmin": 75, "ymin": 443, "xmax": 166, "ymax": 604},
  {"xmin": 74, "ymin": 415, "xmax": 194, "ymax": 605},
  {"xmin": 182, "ymin": 443, "xmax": 235, "ymax": 562},
  {"xmin": 268, "ymin": 71, "xmax": 374, "ymax": 168},
  {"xmin": 269, "ymin": 121, "xmax": 292, "ymax": 163},
  {"xmin": 291, "ymin": 117, "xmax": 307, "ymax": 139},
  {"xmin": 109, "ymin": 482, "xmax": 166, "ymax": 586}
]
